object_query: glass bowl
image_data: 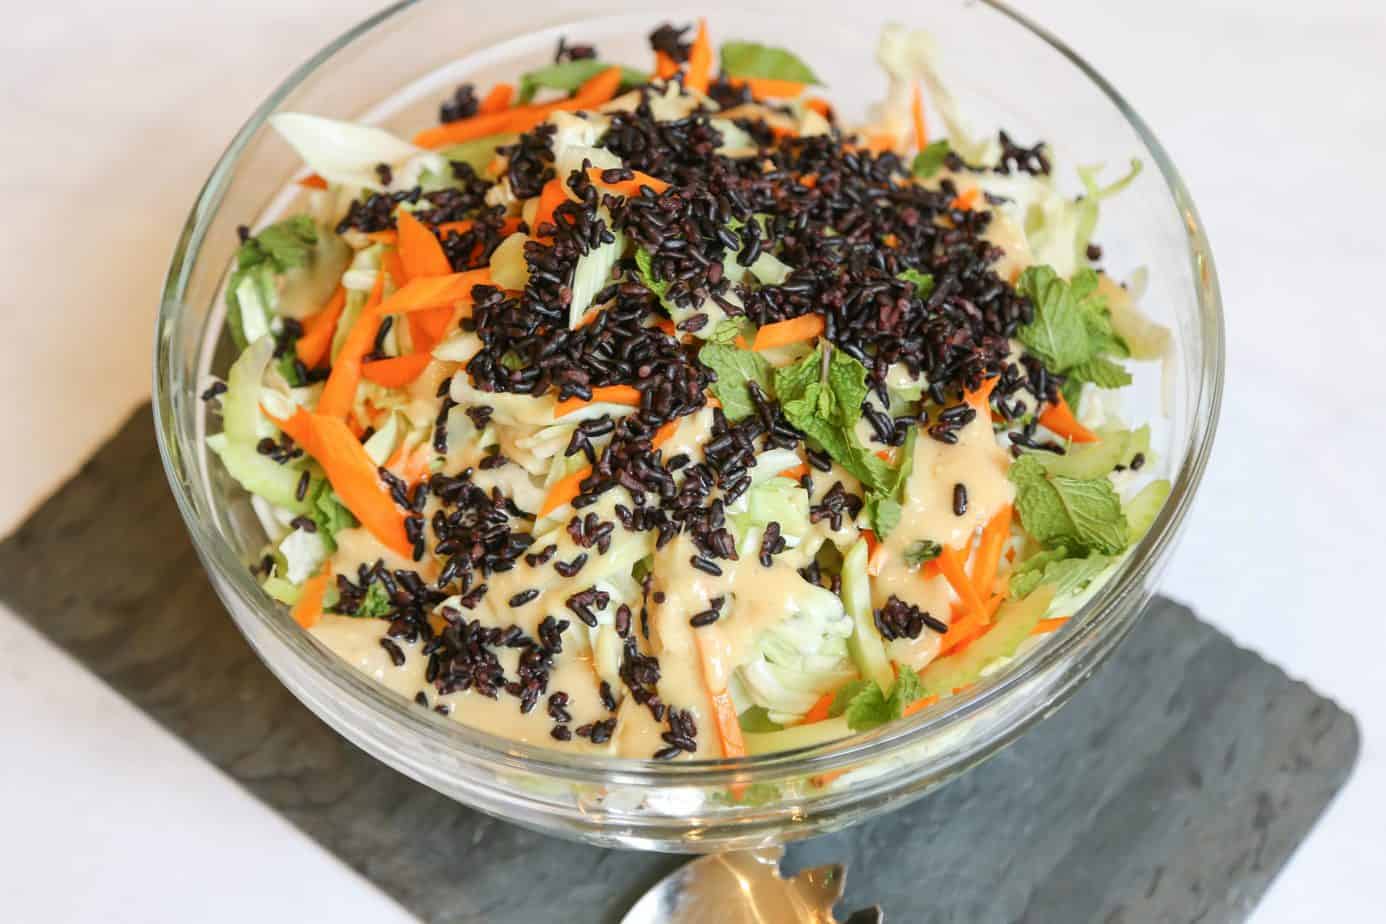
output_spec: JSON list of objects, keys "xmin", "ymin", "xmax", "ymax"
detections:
[{"xmin": 153, "ymin": 0, "xmax": 1223, "ymax": 851}]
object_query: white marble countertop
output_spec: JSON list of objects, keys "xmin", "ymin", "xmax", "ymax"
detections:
[{"xmin": 2, "ymin": 1, "xmax": 1381, "ymax": 919}]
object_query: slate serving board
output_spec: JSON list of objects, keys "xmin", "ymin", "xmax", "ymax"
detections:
[{"xmin": 0, "ymin": 407, "xmax": 1359, "ymax": 924}]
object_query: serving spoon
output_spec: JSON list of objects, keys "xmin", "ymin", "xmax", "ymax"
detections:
[{"xmin": 621, "ymin": 846, "xmax": 883, "ymax": 923}]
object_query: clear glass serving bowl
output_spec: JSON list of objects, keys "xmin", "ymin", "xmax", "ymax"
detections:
[{"xmin": 153, "ymin": 0, "xmax": 1223, "ymax": 851}]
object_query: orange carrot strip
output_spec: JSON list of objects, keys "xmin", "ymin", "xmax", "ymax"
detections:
[
  {"xmin": 318, "ymin": 271, "xmax": 385, "ymax": 418},
  {"xmin": 865, "ymin": 131, "xmax": 897, "ymax": 153},
  {"xmin": 1032, "ymin": 617, "xmax": 1069, "ymax": 636},
  {"xmin": 537, "ymin": 418, "xmax": 678, "ymax": 517},
  {"xmin": 379, "ymin": 249, "xmax": 406, "ymax": 291},
  {"xmin": 653, "ymin": 317, "xmax": 676, "ymax": 336},
  {"xmin": 396, "ymin": 210, "xmax": 452, "ymax": 280},
  {"xmin": 532, "ymin": 177, "xmax": 568, "ymax": 236},
  {"xmin": 263, "ymin": 405, "xmax": 317, "ymax": 455},
  {"xmin": 752, "ymin": 314, "xmax": 825, "ymax": 351},
  {"xmin": 295, "ymin": 286, "xmax": 347, "ymax": 369},
  {"xmin": 902, "ymin": 693, "xmax": 940, "ymax": 718},
  {"xmin": 306, "ymin": 414, "xmax": 413, "ymax": 558},
  {"xmin": 805, "ymin": 97, "xmax": 832, "ymax": 120},
  {"xmin": 731, "ymin": 76, "xmax": 807, "ymax": 99},
  {"xmin": 291, "ymin": 567, "xmax": 331, "ymax": 628},
  {"xmin": 951, "ymin": 187, "xmax": 981, "ymax": 211},
  {"xmin": 1038, "ymin": 393, "xmax": 1098, "ymax": 443},
  {"xmin": 297, "ymin": 173, "xmax": 328, "ymax": 190},
  {"xmin": 778, "ymin": 463, "xmax": 810, "ymax": 481},
  {"xmin": 939, "ymin": 593, "xmax": 1006, "ymax": 657},
  {"xmin": 800, "ymin": 692, "xmax": 836, "ymax": 726},
  {"xmin": 413, "ymin": 68, "xmax": 622, "ymax": 148},
  {"xmin": 553, "ymin": 384, "xmax": 642, "ymax": 418},
  {"xmin": 361, "ymin": 353, "xmax": 433, "ymax": 388},
  {"xmin": 685, "ymin": 19, "xmax": 713, "ymax": 94},
  {"xmin": 411, "ymin": 305, "xmax": 454, "ymax": 348},
  {"xmin": 478, "ymin": 82, "xmax": 514, "ymax": 114},
  {"xmin": 965, "ymin": 374, "xmax": 998, "ymax": 417},
  {"xmin": 585, "ymin": 166, "xmax": 670, "ymax": 197},
  {"xmin": 375, "ymin": 268, "xmax": 494, "ymax": 316},
  {"xmin": 654, "ymin": 50, "xmax": 680, "ymax": 80},
  {"xmin": 971, "ymin": 505, "xmax": 1013, "ymax": 598},
  {"xmin": 911, "ymin": 81, "xmax": 928, "ymax": 150},
  {"xmin": 936, "ymin": 544, "xmax": 987, "ymax": 628}
]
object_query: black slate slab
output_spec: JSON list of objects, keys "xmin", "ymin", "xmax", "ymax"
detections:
[{"xmin": 0, "ymin": 406, "xmax": 1358, "ymax": 924}]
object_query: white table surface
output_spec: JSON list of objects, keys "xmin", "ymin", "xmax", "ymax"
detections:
[{"xmin": 2, "ymin": 1, "xmax": 1381, "ymax": 919}]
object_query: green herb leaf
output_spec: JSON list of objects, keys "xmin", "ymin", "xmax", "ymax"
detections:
[
  {"xmin": 897, "ymin": 268, "xmax": 935, "ymax": 300},
  {"xmin": 1010, "ymin": 455, "xmax": 1129, "ymax": 555},
  {"xmin": 634, "ymin": 247, "xmax": 674, "ymax": 310},
  {"xmin": 516, "ymin": 60, "xmax": 649, "ymax": 103},
  {"xmin": 911, "ymin": 139, "xmax": 951, "ymax": 178},
  {"xmin": 837, "ymin": 666, "xmax": 928, "ymax": 731},
  {"xmin": 719, "ymin": 41, "xmax": 822, "ymax": 85},
  {"xmin": 309, "ymin": 478, "xmax": 357, "ymax": 551},
  {"xmin": 903, "ymin": 539, "xmax": 942, "ymax": 567},
  {"xmin": 698, "ymin": 341, "xmax": 774, "ymax": 422},
  {"xmin": 862, "ymin": 427, "xmax": 916, "ymax": 538},
  {"xmin": 226, "ymin": 217, "xmax": 320, "ymax": 348},
  {"xmin": 347, "ymin": 581, "xmax": 394, "ymax": 619},
  {"xmin": 1016, "ymin": 266, "xmax": 1111, "ymax": 372},
  {"xmin": 1009, "ymin": 549, "xmax": 1113, "ymax": 600},
  {"xmin": 1067, "ymin": 355, "xmax": 1132, "ymax": 390}
]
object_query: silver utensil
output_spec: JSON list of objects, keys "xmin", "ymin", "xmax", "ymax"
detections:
[{"xmin": 621, "ymin": 846, "xmax": 883, "ymax": 923}]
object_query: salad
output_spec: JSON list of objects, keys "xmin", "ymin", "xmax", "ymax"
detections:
[{"xmin": 204, "ymin": 20, "xmax": 1171, "ymax": 763}]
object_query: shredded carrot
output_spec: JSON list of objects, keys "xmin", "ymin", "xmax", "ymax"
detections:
[
  {"xmin": 964, "ymin": 374, "xmax": 998, "ymax": 418},
  {"xmin": 297, "ymin": 173, "xmax": 328, "ymax": 190},
  {"xmin": 864, "ymin": 131, "xmax": 897, "ymax": 153},
  {"xmin": 585, "ymin": 166, "xmax": 669, "ymax": 197},
  {"xmin": 971, "ymin": 505, "xmax": 1013, "ymax": 598},
  {"xmin": 374, "ymin": 268, "xmax": 494, "ymax": 317},
  {"xmin": 731, "ymin": 76, "xmax": 807, "ymax": 99},
  {"xmin": 936, "ymin": 544, "xmax": 987, "ymax": 630},
  {"xmin": 653, "ymin": 317, "xmax": 676, "ymax": 336},
  {"xmin": 1038, "ymin": 393, "xmax": 1098, "ymax": 443},
  {"xmin": 939, "ymin": 593, "xmax": 1006, "ymax": 657},
  {"xmin": 538, "ymin": 419, "xmax": 677, "ymax": 517},
  {"xmin": 800, "ymin": 692, "xmax": 836, "ymax": 725},
  {"xmin": 361, "ymin": 353, "xmax": 433, "ymax": 388},
  {"xmin": 393, "ymin": 440, "xmax": 434, "ymax": 486},
  {"xmin": 874, "ymin": 448, "xmax": 893, "ymax": 463},
  {"xmin": 295, "ymin": 286, "xmax": 347, "ymax": 368},
  {"xmin": 396, "ymin": 210, "xmax": 452, "ymax": 280},
  {"xmin": 798, "ymin": 173, "xmax": 818, "ymax": 189},
  {"xmin": 381, "ymin": 247, "xmax": 408, "ymax": 289},
  {"xmin": 911, "ymin": 81, "xmax": 928, "ymax": 150},
  {"xmin": 538, "ymin": 466, "xmax": 590, "ymax": 518},
  {"xmin": 478, "ymin": 82, "xmax": 514, "ymax": 114},
  {"xmin": 317, "ymin": 271, "xmax": 385, "ymax": 419},
  {"xmin": 305, "ymin": 414, "xmax": 413, "ymax": 557},
  {"xmin": 805, "ymin": 97, "xmax": 833, "ymax": 120},
  {"xmin": 1032, "ymin": 617, "xmax": 1069, "ymax": 636},
  {"xmin": 553, "ymin": 384, "xmax": 642, "ymax": 417},
  {"xmin": 412, "ymin": 67, "xmax": 622, "ymax": 148},
  {"xmin": 752, "ymin": 314, "xmax": 825, "ymax": 351},
  {"xmin": 685, "ymin": 19, "xmax": 713, "ymax": 94},
  {"xmin": 409, "ymin": 305, "xmax": 454, "ymax": 351},
  {"xmin": 951, "ymin": 187, "xmax": 981, "ymax": 211},
  {"xmin": 264, "ymin": 405, "xmax": 317, "ymax": 455},
  {"xmin": 531, "ymin": 177, "xmax": 568, "ymax": 237},
  {"xmin": 902, "ymin": 693, "xmax": 940, "ymax": 718},
  {"xmin": 778, "ymin": 463, "xmax": 810, "ymax": 481},
  {"xmin": 291, "ymin": 566, "xmax": 332, "ymax": 628},
  {"xmin": 654, "ymin": 50, "xmax": 679, "ymax": 79}
]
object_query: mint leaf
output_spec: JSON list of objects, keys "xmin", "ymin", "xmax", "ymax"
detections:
[
  {"xmin": 737, "ymin": 705, "xmax": 783, "ymax": 734},
  {"xmin": 719, "ymin": 41, "xmax": 822, "ymax": 84},
  {"xmin": 709, "ymin": 319, "xmax": 751, "ymax": 345},
  {"xmin": 1068, "ymin": 355, "xmax": 1132, "ymax": 390},
  {"xmin": 246, "ymin": 216, "xmax": 318, "ymax": 272},
  {"xmin": 517, "ymin": 61, "xmax": 648, "ymax": 103},
  {"xmin": 863, "ymin": 427, "xmax": 916, "ymax": 537},
  {"xmin": 1016, "ymin": 266, "xmax": 1105, "ymax": 372},
  {"xmin": 698, "ymin": 341, "xmax": 774, "ymax": 421},
  {"xmin": 887, "ymin": 665, "xmax": 926, "ymax": 715},
  {"xmin": 634, "ymin": 247, "xmax": 673, "ymax": 309},
  {"xmin": 1009, "ymin": 546, "xmax": 1113, "ymax": 600},
  {"xmin": 843, "ymin": 682, "xmax": 891, "ymax": 731},
  {"xmin": 345, "ymin": 581, "xmax": 394, "ymax": 619},
  {"xmin": 903, "ymin": 539, "xmax": 942, "ymax": 567},
  {"xmin": 1010, "ymin": 455, "xmax": 1128, "ymax": 555},
  {"xmin": 897, "ymin": 268, "xmax": 935, "ymax": 300},
  {"xmin": 864, "ymin": 496, "xmax": 900, "ymax": 537},
  {"xmin": 911, "ymin": 139, "xmax": 951, "ymax": 178},
  {"xmin": 837, "ymin": 667, "xmax": 927, "ymax": 731}
]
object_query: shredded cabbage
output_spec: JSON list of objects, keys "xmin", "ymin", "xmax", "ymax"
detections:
[{"xmin": 270, "ymin": 113, "xmax": 422, "ymax": 191}]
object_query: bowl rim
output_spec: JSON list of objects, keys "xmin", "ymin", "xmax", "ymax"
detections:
[{"xmin": 153, "ymin": 0, "xmax": 1224, "ymax": 787}]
